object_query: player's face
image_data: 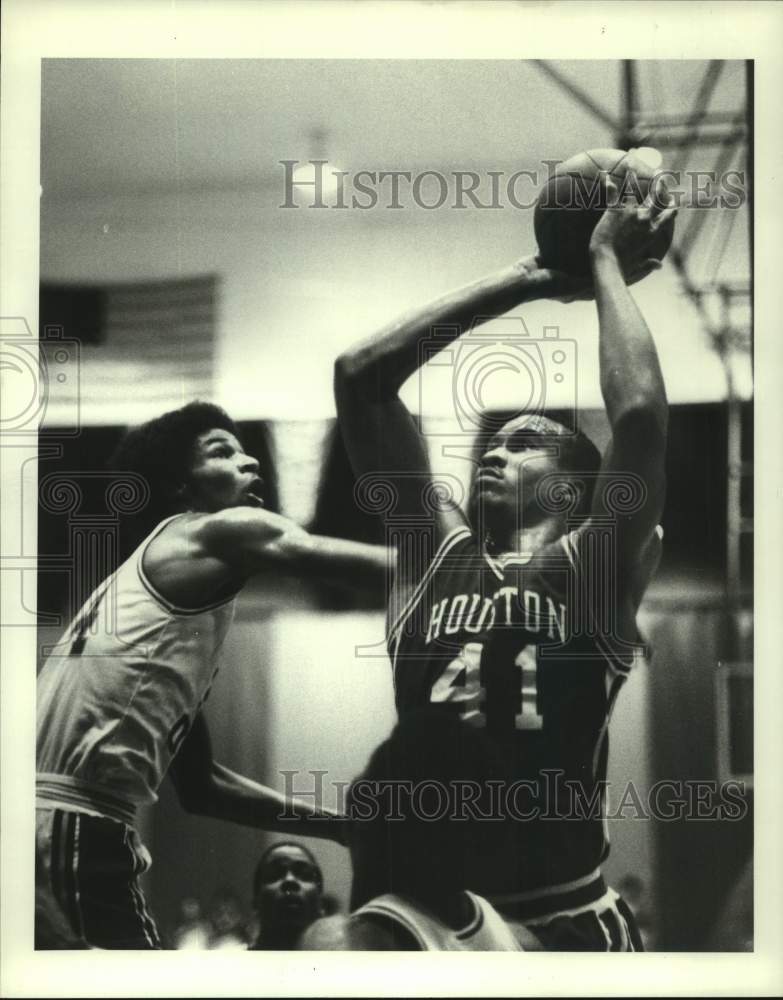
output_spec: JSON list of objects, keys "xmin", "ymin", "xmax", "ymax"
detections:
[
  {"xmin": 472, "ymin": 415, "xmax": 566, "ymax": 519},
  {"xmin": 255, "ymin": 846, "xmax": 323, "ymax": 930},
  {"xmin": 183, "ymin": 428, "xmax": 265, "ymax": 512}
]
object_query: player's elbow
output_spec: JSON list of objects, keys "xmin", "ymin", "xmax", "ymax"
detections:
[
  {"xmin": 334, "ymin": 348, "xmax": 394, "ymax": 404},
  {"xmin": 273, "ymin": 528, "xmax": 317, "ymax": 570},
  {"xmin": 334, "ymin": 352, "xmax": 362, "ymax": 411},
  {"xmin": 177, "ymin": 781, "xmax": 219, "ymax": 817},
  {"xmin": 171, "ymin": 766, "xmax": 219, "ymax": 817},
  {"xmin": 610, "ymin": 396, "xmax": 668, "ymax": 449},
  {"xmin": 334, "ymin": 349, "xmax": 360, "ymax": 385},
  {"xmin": 173, "ymin": 778, "xmax": 200, "ymax": 814},
  {"xmin": 335, "ymin": 344, "xmax": 378, "ymax": 389},
  {"xmin": 603, "ymin": 364, "xmax": 667, "ymax": 429}
]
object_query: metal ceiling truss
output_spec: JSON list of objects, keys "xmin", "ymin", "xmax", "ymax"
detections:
[{"xmin": 534, "ymin": 58, "xmax": 753, "ymax": 644}]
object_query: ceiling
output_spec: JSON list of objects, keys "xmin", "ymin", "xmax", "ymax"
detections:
[{"xmin": 41, "ymin": 58, "xmax": 748, "ymax": 198}]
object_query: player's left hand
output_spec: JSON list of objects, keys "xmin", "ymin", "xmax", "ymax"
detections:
[
  {"xmin": 589, "ymin": 173, "xmax": 677, "ymax": 275},
  {"xmin": 517, "ymin": 238, "xmax": 662, "ymax": 302},
  {"xmin": 624, "ymin": 256, "xmax": 664, "ymax": 286},
  {"xmin": 540, "ymin": 258, "xmax": 661, "ymax": 299}
]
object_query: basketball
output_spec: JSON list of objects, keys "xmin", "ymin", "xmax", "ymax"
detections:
[{"xmin": 534, "ymin": 147, "xmax": 675, "ymax": 276}]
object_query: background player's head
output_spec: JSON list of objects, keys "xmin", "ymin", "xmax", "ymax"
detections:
[
  {"xmin": 468, "ymin": 412, "xmax": 601, "ymax": 541},
  {"xmin": 346, "ymin": 709, "xmax": 512, "ymax": 908},
  {"xmin": 110, "ymin": 401, "xmax": 264, "ymax": 530},
  {"xmin": 252, "ymin": 842, "xmax": 325, "ymax": 939}
]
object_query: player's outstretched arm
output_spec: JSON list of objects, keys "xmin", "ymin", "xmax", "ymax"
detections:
[
  {"xmin": 190, "ymin": 506, "xmax": 390, "ymax": 589},
  {"xmin": 169, "ymin": 713, "xmax": 346, "ymax": 844},
  {"xmin": 587, "ymin": 176, "xmax": 676, "ymax": 570}
]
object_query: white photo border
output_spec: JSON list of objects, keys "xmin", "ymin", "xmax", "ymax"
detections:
[{"xmin": 2, "ymin": 1, "xmax": 782, "ymax": 996}]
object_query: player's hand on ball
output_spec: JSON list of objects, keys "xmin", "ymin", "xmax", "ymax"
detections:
[
  {"xmin": 537, "ymin": 263, "xmax": 595, "ymax": 303},
  {"xmin": 515, "ymin": 254, "xmax": 594, "ymax": 304},
  {"xmin": 589, "ymin": 174, "xmax": 677, "ymax": 282},
  {"xmin": 624, "ymin": 257, "xmax": 664, "ymax": 286}
]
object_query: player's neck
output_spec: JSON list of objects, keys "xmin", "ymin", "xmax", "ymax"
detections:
[{"xmin": 485, "ymin": 517, "xmax": 563, "ymax": 558}]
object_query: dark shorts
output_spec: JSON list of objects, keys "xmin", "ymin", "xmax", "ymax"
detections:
[
  {"xmin": 499, "ymin": 888, "xmax": 644, "ymax": 952},
  {"xmin": 35, "ymin": 807, "xmax": 161, "ymax": 950}
]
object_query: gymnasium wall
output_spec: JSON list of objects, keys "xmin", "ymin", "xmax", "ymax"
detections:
[{"xmin": 40, "ymin": 184, "xmax": 746, "ymax": 427}]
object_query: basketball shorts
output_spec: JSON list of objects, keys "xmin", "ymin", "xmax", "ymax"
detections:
[
  {"xmin": 505, "ymin": 888, "xmax": 644, "ymax": 952},
  {"xmin": 35, "ymin": 807, "xmax": 161, "ymax": 949}
]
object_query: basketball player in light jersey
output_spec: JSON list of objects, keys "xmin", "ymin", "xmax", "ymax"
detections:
[
  {"xmin": 334, "ymin": 178, "xmax": 675, "ymax": 950},
  {"xmin": 36, "ymin": 401, "xmax": 387, "ymax": 949},
  {"xmin": 300, "ymin": 710, "xmax": 525, "ymax": 951}
]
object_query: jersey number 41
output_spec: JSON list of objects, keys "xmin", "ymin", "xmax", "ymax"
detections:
[{"xmin": 430, "ymin": 642, "xmax": 543, "ymax": 730}]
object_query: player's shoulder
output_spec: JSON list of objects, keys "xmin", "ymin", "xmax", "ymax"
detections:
[
  {"xmin": 185, "ymin": 506, "xmax": 291, "ymax": 548},
  {"xmin": 561, "ymin": 519, "xmax": 663, "ymax": 573},
  {"xmin": 436, "ymin": 521, "xmax": 479, "ymax": 561},
  {"xmin": 388, "ymin": 521, "xmax": 477, "ymax": 633},
  {"xmin": 405, "ymin": 517, "xmax": 476, "ymax": 572},
  {"xmin": 195, "ymin": 505, "xmax": 289, "ymax": 532},
  {"xmin": 298, "ymin": 913, "xmax": 403, "ymax": 951},
  {"xmin": 145, "ymin": 507, "xmax": 295, "ymax": 570},
  {"xmin": 392, "ymin": 519, "xmax": 476, "ymax": 591},
  {"xmin": 347, "ymin": 911, "xmax": 417, "ymax": 950},
  {"xmin": 297, "ymin": 915, "xmax": 352, "ymax": 950},
  {"xmin": 135, "ymin": 512, "xmax": 199, "ymax": 562}
]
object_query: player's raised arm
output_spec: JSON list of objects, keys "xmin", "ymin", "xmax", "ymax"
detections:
[
  {"xmin": 334, "ymin": 257, "xmax": 590, "ymax": 548},
  {"xmin": 587, "ymin": 177, "xmax": 677, "ymax": 570},
  {"xmin": 169, "ymin": 713, "xmax": 346, "ymax": 844}
]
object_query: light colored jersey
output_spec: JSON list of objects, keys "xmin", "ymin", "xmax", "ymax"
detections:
[
  {"xmin": 352, "ymin": 891, "xmax": 524, "ymax": 951},
  {"xmin": 36, "ymin": 514, "xmax": 237, "ymax": 824}
]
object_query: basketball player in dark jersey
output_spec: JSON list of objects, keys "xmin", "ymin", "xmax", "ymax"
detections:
[
  {"xmin": 300, "ymin": 710, "xmax": 526, "ymax": 951},
  {"xmin": 36, "ymin": 401, "xmax": 386, "ymax": 949},
  {"xmin": 334, "ymin": 177, "xmax": 675, "ymax": 950}
]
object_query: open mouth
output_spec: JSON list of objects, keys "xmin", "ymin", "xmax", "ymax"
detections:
[{"xmin": 245, "ymin": 478, "xmax": 265, "ymax": 507}]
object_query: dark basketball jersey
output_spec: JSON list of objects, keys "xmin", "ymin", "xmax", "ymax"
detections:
[{"xmin": 387, "ymin": 524, "xmax": 642, "ymax": 918}]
